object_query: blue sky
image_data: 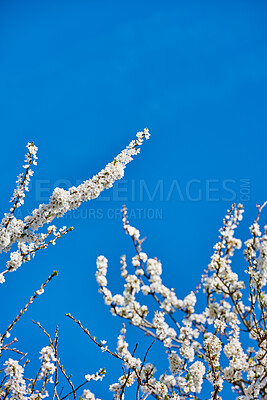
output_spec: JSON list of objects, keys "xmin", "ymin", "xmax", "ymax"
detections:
[{"xmin": 0, "ymin": 1, "xmax": 267, "ymax": 398}]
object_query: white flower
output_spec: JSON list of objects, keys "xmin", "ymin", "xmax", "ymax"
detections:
[
  {"xmin": 141, "ymin": 285, "xmax": 151, "ymax": 295},
  {"xmin": 39, "ymin": 346, "xmax": 56, "ymax": 380},
  {"xmin": 125, "ymin": 224, "xmax": 140, "ymax": 239},
  {"xmin": 160, "ymin": 374, "xmax": 176, "ymax": 387},
  {"xmin": 6, "ymin": 251, "xmax": 23, "ymax": 271},
  {"xmin": 0, "ymin": 228, "xmax": 11, "ymax": 250},
  {"xmin": 147, "ymin": 258, "xmax": 162, "ymax": 276},
  {"xmin": 189, "ymin": 361, "xmax": 205, "ymax": 393},
  {"xmin": 85, "ymin": 368, "xmax": 105, "ymax": 382},
  {"xmin": 82, "ymin": 389, "xmax": 101, "ymax": 400},
  {"xmin": 139, "ymin": 252, "xmax": 148, "ymax": 262}
]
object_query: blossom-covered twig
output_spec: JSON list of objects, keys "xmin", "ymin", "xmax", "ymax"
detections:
[
  {"xmin": 1, "ymin": 270, "xmax": 58, "ymax": 342},
  {"xmin": 0, "ymin": 129, "xmax": 150, "ymax": 281}
]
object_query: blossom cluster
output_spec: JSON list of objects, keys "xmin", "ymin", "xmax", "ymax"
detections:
[
  {"xmin": 1, "ymin": 345, "xmax": 56, "ymax": 400},
  {"xmin": 0, "ymin": 129, "xmax": 150, "ymax": 283},
  {"xmin": 94, "ymin": 204, "xmax": 267, "ymax": 399}
]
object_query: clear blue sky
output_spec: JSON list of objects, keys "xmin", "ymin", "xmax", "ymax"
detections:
[{"xmin": 0, "ymin": 1, "xmax": 267, "ymax": 398}]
